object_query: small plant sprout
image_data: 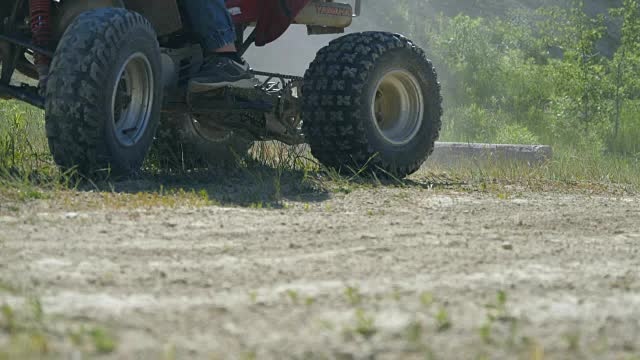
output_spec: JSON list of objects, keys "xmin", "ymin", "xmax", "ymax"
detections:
[
  {"xmin": 1, "ymin": 303, "xmax": 15, "ymax": 333},
  {"xmin": 420, "ymin": 292, "xmax": 434, "ymax": 307},
  {"xmin": 497, "ymin": 290, "xmax": 507, "ymax": 309},
  {"xmin": 564, "ymin": 331, "xmax": 581, "ymax": 353},
  {"xmin": 29, "ymin": 298, "xmax": 43, "ymax": 323},
  {"xmin": 249, "ymin": 291, "xmax": 258, "ymax": 304},
  {"xmin": 392, "ymin": 288, "xmax": 402, "ymax": 301},
  {"xmin": 305, "ymin": 297, "xmax": 315, "ymax": 307},
  {"xmin": 345, "ymin": 286, "xmax": 362, "ymax": 306},
  {"xmin": 286, "ymin": 289, "xmax": 300, "ymax": 304},
  {"xmin": 89, "ymin": 327, "xmax": 117, "ymax": 354},
  {"xmin": 479, "ymin": 290, "xmax": 520, "ymax": 346},
  {"xmin": 198, "ymin": 189, "xmax": 209, "ymax": 203},
  {"xmin": 405, "ymin": 321, "xmax": 424, "ymax": 344},
  {"xmin": 485, "ymin": 290, "xmax": 512, "ymax": 322},
  {"xmin": 436, "ymin": 307, "xmax": 452, "ymax": 332},
  {"xmin": 479, "ymin": 322, "xmax": 493, "ymax": 344},
  {"xmin": 354, "ymin": 309, "xmax": 377, "ymax": 338}
]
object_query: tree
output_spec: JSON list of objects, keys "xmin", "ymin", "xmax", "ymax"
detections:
[{"xmin": 610, "ymin": 0, "xmax": 640, "ymax": 140}]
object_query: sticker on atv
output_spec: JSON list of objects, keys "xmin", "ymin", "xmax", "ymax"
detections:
[{"xmin": 315, "ymin": 4, "xmax": 353, "ymax": 17}]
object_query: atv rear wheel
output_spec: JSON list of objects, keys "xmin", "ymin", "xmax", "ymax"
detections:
[
  {"xmin": 45, "ymin": 8, "xmax": 163, "ymax": 176},
  {"xmin": 303, "ymin": 32, "xmax": 442, "ymax": 178},
  {"xmin": 152, "ymin": 114, "xmax": 253, "ymax": 171}
]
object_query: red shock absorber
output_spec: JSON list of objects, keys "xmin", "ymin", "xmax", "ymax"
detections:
[{"xmin": 30, "ymin": 0, "xmax": 52, "ymax": 87}]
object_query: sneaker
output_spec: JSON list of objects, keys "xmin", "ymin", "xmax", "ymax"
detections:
[{"xmin": 189, "ymin": 56, "xmax": 258, "ymax": 93}]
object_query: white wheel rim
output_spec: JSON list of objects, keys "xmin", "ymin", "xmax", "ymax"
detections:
[
  {"xmin": 111, "ymin": 52, "xmax": 154, "ymax": 147},
  {"xmin": 371, "ymin": 69, "xmax": 424, "ymax": 145}
]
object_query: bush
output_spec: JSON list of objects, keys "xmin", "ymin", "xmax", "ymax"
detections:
[
  {"xmin": 495, "ymin": 123, "xmax": 540, "ymax": 145},
  {"xmin": 368, "ymin": 0, "xmax": 640, "ymax": 156}
]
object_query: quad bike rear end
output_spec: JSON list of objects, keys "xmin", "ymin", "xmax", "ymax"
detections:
[{"xmin": 0, "ymin": 0, "xmax": 442, "ymax": 178}]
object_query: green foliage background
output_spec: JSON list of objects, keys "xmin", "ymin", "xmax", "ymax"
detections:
[{"xmin": 363, "ymin": 0, "xmax": 640, "ymax": 157}]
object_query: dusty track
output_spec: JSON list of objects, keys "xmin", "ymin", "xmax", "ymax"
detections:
[{"xmin": 1, "ymin": 175, "xmax": 639, "ymax": 359}]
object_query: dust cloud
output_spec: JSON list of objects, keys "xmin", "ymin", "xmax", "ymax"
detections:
[
  {"xmin": 244, "ymin": 26, "xmax": 345, "ymax": 76},
  {"xmin": 243, "ymin": 1, "xmax": 401, "ymax": 76}
]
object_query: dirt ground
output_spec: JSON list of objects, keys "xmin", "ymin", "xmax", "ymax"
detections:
[{"xmin": 0, "ymin": 170, "xmax": 639, "ymax": 360}]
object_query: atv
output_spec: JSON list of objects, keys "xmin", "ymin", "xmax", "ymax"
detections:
[{"xmin": 0, "ymin": 0, "xmax": 442, "ymax": 178}]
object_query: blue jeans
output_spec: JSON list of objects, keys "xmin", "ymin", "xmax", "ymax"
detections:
[{"xmin": 183, "ymin": 0, "xmax": 236, "ymax": 52}]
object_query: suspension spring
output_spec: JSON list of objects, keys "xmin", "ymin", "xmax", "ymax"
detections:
[{"xmin": 30, "ymin": 0, "xmax": 52, "ymax": 78}]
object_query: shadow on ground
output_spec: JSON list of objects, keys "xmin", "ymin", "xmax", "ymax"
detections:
[
  {"xmin": 77, "ymin": 164, "xmax": 467, "ymax": 207},
  {"xmin": 2, "ymin": 158, "xmax": 469, "ymax": 209},
  {"xmin": 81, "ymin": 162, "xmax": 330, "ymax": 207}
]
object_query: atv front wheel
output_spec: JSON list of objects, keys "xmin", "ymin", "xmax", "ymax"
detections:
[
  {"xmin": 152, "ymin": 114, "xmax": 253, "ymax": 171},
  {"xmin": 45, "ymin": 8, "xmax": 163, "ymax": 176},
  {"xmin": 303, "ymin": 32, "xmax": 442, "ymax": 178}
]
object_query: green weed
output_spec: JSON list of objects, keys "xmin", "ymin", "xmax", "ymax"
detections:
[
  {"xmin": 163, "ymin": 344, "xmax": 177, "ymax": 360},
  {"xmin": 353, "ymin": 309, "xmax": 377, "ymax": 339},
  {"xmin": 249, "ymin": 291, "xmax": 258, "ymax": 304},
  {"xmin": 241, "ymin": 350, "xmax": 257, "ymax": 360},
  {"xmin": 564, "ymin": 331, "xmax": 581, "ymax": 353},
  {"xmin": 435, "ymin": 307, "xmax": 452, "ymax": 332},
  {"xmin": 286, "ymin": 289, "xmax": 300, "ymax": 304},
  {"xmin": 405, "ymin": 321, "xmax": 424, "ymax": 344},
  {"xmin": 89, "ymin": 327, "xmax": 117, "ymax": 354},
  {"xmin": 345, "ymin": 286, "xmax": 362, "ymax": 306},
  {"xmin": 1, "ymin": 304, "xmax": 16, "ymax": 333},
  {"xmin": 420, "ymin": 292, "xmax": 434, "ymax": 307},
  {"xmin": 305, "ymin": 296, "xmax": 315, "ymax": 307},
  {"xmin": 479, "ymin": 322, "xmax": 493, "ymax": 344},
  {"xmin": 0, "ymin": 298, "xmax": 55, "ymax": 357},
  {"xmin": 478, "ymin": 290, "xmax": 523, "ymax": 350}
]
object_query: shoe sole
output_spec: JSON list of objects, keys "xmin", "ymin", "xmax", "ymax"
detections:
[{"xmin": 189, "ymin": 78, "xmax": 258, "ymax": 93}]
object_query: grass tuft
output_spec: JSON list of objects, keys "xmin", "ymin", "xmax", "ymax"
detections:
[
  {"xmin": 1, "ymin": 98, "xmax": 639, "ymax": 213},
  {"xmin": 353, "ymin": 309, "xmax": 377, "ymax": 339},
  {"xmin": 89, "ymin": 327, "xmax": 117, "ymax": 354},
  {"xmin": 345, "ymin": 286, "xmax": 362, "ymax": 306},
  {"xmin": 435, "ymin": 307, "xmax": 452, "ymax": 332}
]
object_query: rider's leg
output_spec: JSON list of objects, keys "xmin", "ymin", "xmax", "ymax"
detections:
[{"xmin": 183, "ymin": 0, "xmax": 256, "ymax": 92}]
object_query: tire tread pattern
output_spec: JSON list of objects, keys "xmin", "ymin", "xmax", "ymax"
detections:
[
  {"xmin": 45, "ymin": 8, "xmax": 159, "ymax": 175},
  {"xmin": 302, "ymin": 32, "xmax": 443, "ymax": 178}
]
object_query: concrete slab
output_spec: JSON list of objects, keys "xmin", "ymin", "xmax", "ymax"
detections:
[{"xmin": 426, "ymin": 142, "xmax": 553, "ymax": 168}]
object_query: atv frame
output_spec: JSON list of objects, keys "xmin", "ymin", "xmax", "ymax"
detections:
[
  {"xmin": 0, "ymin": 0, "xmax": 358, "ymax": 110},
  {"xmin": 0, "ymin": 0, "xmax": 442, "ymax": 178}
]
